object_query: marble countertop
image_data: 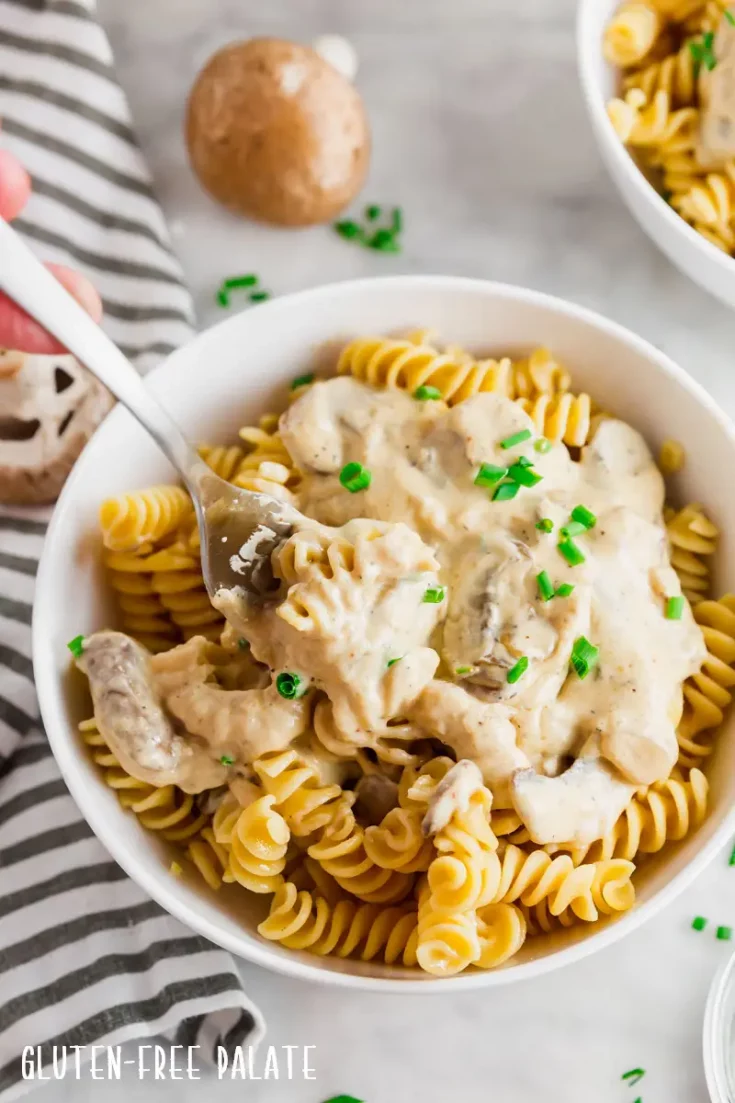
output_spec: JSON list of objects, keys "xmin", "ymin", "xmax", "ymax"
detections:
[{"xmin": 44, "ymin": 0, "xmax": 735, "ymax": 1100}]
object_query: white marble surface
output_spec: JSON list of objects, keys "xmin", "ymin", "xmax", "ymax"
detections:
[{"xmin": 41, "ymin": 0, "xmax": 735, "ymax": 1100}]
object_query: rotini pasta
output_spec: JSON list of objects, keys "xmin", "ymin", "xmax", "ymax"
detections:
[
  {"xmin": 603, "ymin": 1, "xmax": 664, "ymax": 67},
  {"xmin": 214, "ymin": 792, "xmax": 290, "ymax": 894},
  {"xmin": 99, "ymin": 485, "xmax": 192, "ymax": 553}
]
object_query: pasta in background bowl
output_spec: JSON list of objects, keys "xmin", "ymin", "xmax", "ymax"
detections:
[
  {"xmin": 577, "ymin": 0, "xmax": 735, "ymax": 308},
  {"xmin": 34, "ymin": 276, "xmax": 735, "ymax": 990}
]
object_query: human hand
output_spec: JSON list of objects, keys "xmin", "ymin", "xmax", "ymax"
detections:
[{"xmin": 0, "ymin": 145, "xmax": 102, "ymax": 354}]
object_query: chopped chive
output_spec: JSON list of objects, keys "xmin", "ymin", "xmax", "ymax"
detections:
[
  {"xmin": 237, "ymin": 637, "xmax": 249, "ymax": 650},
  {"xmin": 334, "ymin": 220, "xmax": 364, "ymax": 240},
  {"xmin": 534, "ymin": 437, "xmax": 551, "ymax": 454},
  {"xmin": 223, "ymin": 273, "xmax": 258, "ymax": 289},
  {"xmin": 692, "ymin": 915, "xmax": 708, "ymax": 931},
  {"xmin": 249, "ymin": 290, "xmax": 270, "ymax": 303},
  {"xmin": 571, "ymin": 504, "xmax": 597, "ymax": 529},
  {"xmin": 291, "ymin": 372, "xmax": 314, "ymax": 390},
  {"xmin": 365, "ymin": 204, "xmax": 382, "ymax": 221},
  {"xmin": 717, "ymin": 925, "xmax": 733, "ymax": 941},
  {"xmin": 474, "ymin": 463, "xmax": 508, "ymax": 488},
  {"xmin": 339, "ymin": 462, "xmax": 372, "ymax": 493},
  {"xmin": 422, "ymin": 586, "xmax": 446, "ymax": 604},
  {"xmin": 493, "ymin": 481, "xmax": 520, "ymax": 502},
  {"xmin": 508, "ymin": 462, "xmax": 542, "ymax": 487},
  {"xmin": 216, "ymin": 288, "xmax": 229, "ymax": 308},
  {"xmin": 67, "ymin": 634, "xmax": 85, "ymax": 659},
  {"xmin": 560, "ymin": 521, "xmax": 587, "ymax": 538},
  {"xmin": 666, "ymin": 595, "xmax": 685, "ymax": 620},
  {"xmin": 392, "ymin": 207, "xmax": 403, "ymax": 234},
  {"xmin": 507, "ymin": 656, "xmax": 529, "ymax": 684},
  {"xmin": 170, "ymin": 861, "xmax": 183, "ymax": 877},
  {"xmin": 570, "ymin": 636, "xmax": 599, "ymax": 679},
  {"xmin": 536, "ymin": 518, "xmax": 554, "ymax": 533},
  {"xmin": 414, "ymin": 385, "xmax": 442, "ymax": 401},
  {"xmin": 322, "ymin": 1096, "xmax": 365, "ymax": 1103},
  {"xmin": 537, "ymin": 570, "xmax": 555, "ymax": 602},
  {"xmin": 621, "ymin": 1069, "xmax": 645, "ymax": 1086},
  {"xmin": 368, "ymin": 228, "xmax": 400, "ymax": 252},
  {"xmin": 387, "ymin": 657, "xmax": 402, "ymax": 667},
  {"xmin": 220, "ymin": 754, "xmax": 235, "ymax": 766},
  {"xmin": 455, "ymin": 665, "xmax": 473, "ymax": 675},
  {"xmin": 729, "ymin": 842, "xmax": 735, "ymax": 866},
  {"xmin": 276, "ymin": 672, "xmax": 307, "ymax": 699},
  {"xmin": 727, "ymin": 8, "xmax": 735, "ymax": 24},
  {"xmin": 558, "ymin": 538, "xmax": 585, "ymax": 566},
  {"xmin": 500, "ymin": 428, "xmax": 533, "ymax": 450},
  {"xmin": 555, "ymin": 582, "xmax": 575, "ymax": 597},
  {"xmin": 515, "ymin": 456, "xmax": 533, "ymax": 468}
]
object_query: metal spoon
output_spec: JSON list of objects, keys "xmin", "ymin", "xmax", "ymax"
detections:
[{"xmin": 0, "ymin": 216, "xmax": 298, "ymax": 599}]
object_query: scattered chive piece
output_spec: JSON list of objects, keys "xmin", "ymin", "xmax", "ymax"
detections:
[
  {"xmin": 727, "ymin": 8, "xmax": 735, "ymax": 24},
  {"xmin": 414, "ymin": 385, "xmax": 442, "ymax": 401},
  {"xmin": 365, "ymin": 204, "xmax": 382, "ymax": 221},
  {"xmin": 392, "ymin": 207, "xmax": 403, "ymax": 234},
  {"xmin": 249, "ymin": 290, "xmax": 270, "ymax": 303},
  {"xmin": 690, "ymin": 31, "xmax": 717, "ymax": 75},
  {"xmin": 474, "ymin": 462, "xmax": 508, "ymax": 487},
  {"xmin": 67, "ymin": 634, "xmax": 85, "ymax": 659},
  {"xmin": 558, "ymin": 538, "xmax": 586, "ymax": 566},
  {"xmin": 536, "ymin": 518, "xmax": 554, "ymax": 533},
  {"xmin": 692, "ymin": 915, "xmax": 708, "ymax": 931},
  {"xmin": 322, "ymin": 1096, "xmax": 364, "ymax": 1103},
  {"xmin": 570, "ymin": 635, "xmax": 599, "ymax": 679},
  {"xmin": 560, "ymin": 521, "xmax": 587, "ymax": 538},
  {"xmin": 507, "ymin": 656, "xmax": 529, "ymax": 684},
  {"xmin": 621, "ymin": 1069, "xmax": 645, "ymax": 1086},
  {"xmin": 666, "ymin": 595, "xmax": 685, "ymax": 620},
  {"xmin": 717, "ymin": 925, "xmax": 733, "ymax": 941},
  {"xmin": 515, "ymin": 456, "xmax": 533, "ymax": 468},
  {"xmin": 571, "ymin": 504, "xmax": 597, "ymax": 530},
  {"xmin": 220, "ymin": 754, "xmax": 235, "ymax": 766},
  {"xmin": 276, "ymin": 672, "xmax": 307, "ymax": 700},
  {"xmin": 500, "ymin": 428, "xmax": 533, "ymax": 450},
  {"xmin": 339, "ymin": 462, "xmax": 372, "ymax": 493},
  {"xmin": 170, "ymin": 861, "xmax": 183, "ymax": 877},
  {"xmin": 223, "ymin": 273, "xmax": 258, "ymax": 289},
  {"xmin": 555, "ymin": 582, "xmax": 575, "ymax": 597},
  {"xmin": 368, "ymin": 228, "xmax": 401, "ymax": 253},
  {"xmin": 729, "ymin": 842, "xmax": 735, "ymax": 866},
  {"xmin": 237, "ymin": 637, "xmax": 249, "ymax": 650},
  {"xmin": 334, "ymin": 220, "xmax": 364, "ymax": 241},
  {"xmin": 537, "ymin": 570, "xmax": 555, "ymax": 602},
  {"xmin": 216, "ymin": 288, "xmax": 229, "ymax": 308},
  {"xmin": 291, "ymin": 372, "xmax": 314, "ymax": 390},
  {"xmin": 508, "ymin": 462, "xmax": 542, "ymax": 487},
  {"xmin": 387, "ymin": 657, "xmax": 402, "ymax": 668},
  {"xmin": 493, "ymin": 481, "xmax": 520, "ymax": 502},
  {"xmin": 455, "ymin": 665, "xmax": 473, "ymax": 675},
  {"xmin": 534, "ymin": 437, "xmax": 551, "ymax": 454},
  {"xmin": 422, "ymin": 586, "xmax": 446, "ymax": 604}
]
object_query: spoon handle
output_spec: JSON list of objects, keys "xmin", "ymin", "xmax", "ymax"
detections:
[{"xmin": 0, "ymin": 216, "xmax": 202, "ymax": 488}]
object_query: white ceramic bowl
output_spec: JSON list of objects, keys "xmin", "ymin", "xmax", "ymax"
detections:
[
  {"xmin": 34, "ymin": 275, "xmax": 735, "ymax": 991},
  {"xmin": 577, "ymin": 0, "xmax": 735, "ymax": 309}
]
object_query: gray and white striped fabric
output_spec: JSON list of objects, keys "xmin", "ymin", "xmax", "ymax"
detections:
[{"xmin": 0, "ymin": 1, "xmax": 263, "ymax": 1097}]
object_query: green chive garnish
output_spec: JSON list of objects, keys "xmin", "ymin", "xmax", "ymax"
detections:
[
  {"xmin": 621, "ymin": 1069, "xmax": 645, "ymax": 1086},
  {"xmin": 729, "ymin": 842, "xmax": 735, "ymax": 866},
  {"xmin": 508, "ymin": 462, "xmax": 542, "ymax": 487},
  {"xmin": 322, "ymin": 1096, "xmax": 365, "ymax": 1103},
  {"xmin": 291, "ymin": 373, "xmax": 314, "ymax": 390},
  {"xmin": 455, "ymin": 665, "xmax": 473, "ymax": 675},
  {"xmin": 249, "ymin": 291, "xmax": 269, "ymax": 303},
  {"xmin": 216, "ymin": 288, "xmax": 229, "ymax": 308},
  {"xmin": 536, "ymin": 518, "xmax": 553, "ymax": 533},
  {"xmin": 726, "ymin": 8, "xmax": 735, "ymax": 24},
  {"xmin": 237, "ymin": 637, "xmax": 249, "ymax": 650},
  {"xmin": 387, "ymin": 657, "xmax": 402, "ymax": 667},
  {"xmin": 475, "ymin": 463, "xmax": 508, "ymax": 487},
  {"xmin": 570, "ymin": 636, "xmax": 599, "ymax": 679},
  {"xmin": 366, "ymin": 204, "xmax": 382, "ymax": 221},
  {"xmin": 223, "ymin": 274, "xmax": 258, "ymax": 289},
  {"xmin": 666, "ymin": 595, "xmax": 685, "ymax": 620},
  {"xmin": 493, "ymin": 481, "xmax": 520, "ymax": 502},
  {"xmin": 276, "ymin": 672, "xmax": 307, "ymax": 700},
  {"xmin": 717, "ymin": 925, "xmax": 733, "ymax": 941},
  {"xmin": 220, "ymin": 754, "xmax": 235, "ymax": 766},
  {"xmin": 571, "ymin": 504, "xmax": 597, "ymax": 530},
  {"xmin": 537, "ymin": 571, "xmax": 555, "ymax": 602},
  {"xmin": 67, "ymin": 634, "xmax": 85, "ymax": 659},
  {"xmin": 334, "ymin": 220, "xmax": 364, "ymax": 241},
  {"xmin": 558, "ymin": 538, "xmax": 585, "ymax": 566},
  {"xmin": 690, "ymin": 31, "xmax": 716, "ymax": 75},
  {"xmin": 507, "ymin": 656, "xmax": 529, "ymax": 684},
  {"xmin": 414, "ymin": 385, "xmax": 442, "ymax": 401},
  {"xmin": 692, "ymin": 915, "xmax": 708, "ymax": 931},
  {"xmin": 555, "ymin": 582, "xmax": 575, "ymax": 597},
  {"xmin": 392, "ymin": 207, "xmax": 403, "ymax": 234},
  {"xmin": 422, "ymin": 586, "xmax": 445, "ymax": 604},
  {"xmin": 368, "ymin": 228, "xmax": 400, "ymax": 253},
  {"xmin": 339, "ymin": 462, "xmax": 372, "ymax": 493},
  {"xmin": 560, "ymin": 521, "xmax": 587, "ymax": 538},
  {"xmin": 499, "ymin": 428, "xmax": 533, "ymax": 450},
  {"xmin": 534, "ymin": 437, "xmax": 551, "ymax": 454}
]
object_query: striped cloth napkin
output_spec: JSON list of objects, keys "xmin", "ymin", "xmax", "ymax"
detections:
[{"xmin": 0, "ymin": 0, "xmax": 264, "ymax": 1096}]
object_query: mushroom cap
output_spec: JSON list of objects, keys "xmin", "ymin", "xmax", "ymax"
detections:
[{"xmin": 185, "ymin": 37, "xmax": 371, "ymax": 227}]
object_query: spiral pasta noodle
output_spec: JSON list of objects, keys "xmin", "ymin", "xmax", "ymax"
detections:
[
  {"xmin": 253, "ymin": 749, "xmax": 345, "ymax": 838},
  {"xmin": 604, "ymin": 1, "xmax": 663, "ymax": 66},
  {"xmin": 667, "ymin": 503, "xmax": 718, "ymax": 603},
  {"xmin": 214, "ymin": 793, "xmax": 290, "ymax": 894},
  {"xmin": 520, "ymin": 859, "xmax": 637, "ymax": 934},
  {"xmin": 99, "ymin": 485, "xmax": 192, "ymax": 553},
  {"xmin": 187, "ymin": 826, "xmax": 229, "ymax": 890},
  {"xmin": 678, "ymin": 596, "xmax": 735, "ymax": 766}
]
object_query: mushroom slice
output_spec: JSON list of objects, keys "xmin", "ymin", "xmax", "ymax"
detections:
[
  {"xmin": 355, "ymin": 774, "xmax": 400, "ymax": 825},
  {"xmin": 510, "ymin": 757, "xmax": 636, "ymax": 847},
  {"xmin": 421, "ymin": 759, "xmax": 484, "ymax": 836}
]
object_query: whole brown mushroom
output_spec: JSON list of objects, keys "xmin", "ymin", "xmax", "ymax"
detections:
[{"xmin": 185, "ymin": 38, "xmax": 371, "ymax": 227}]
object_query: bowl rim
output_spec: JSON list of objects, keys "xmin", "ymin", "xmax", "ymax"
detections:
[
  {"xmin": 575, "ymin": 0, "xmax": 735, "ymax": 276},
  {"xmin": 33, "ymin": 273, "xmax": 735, "ymax": 991}
]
